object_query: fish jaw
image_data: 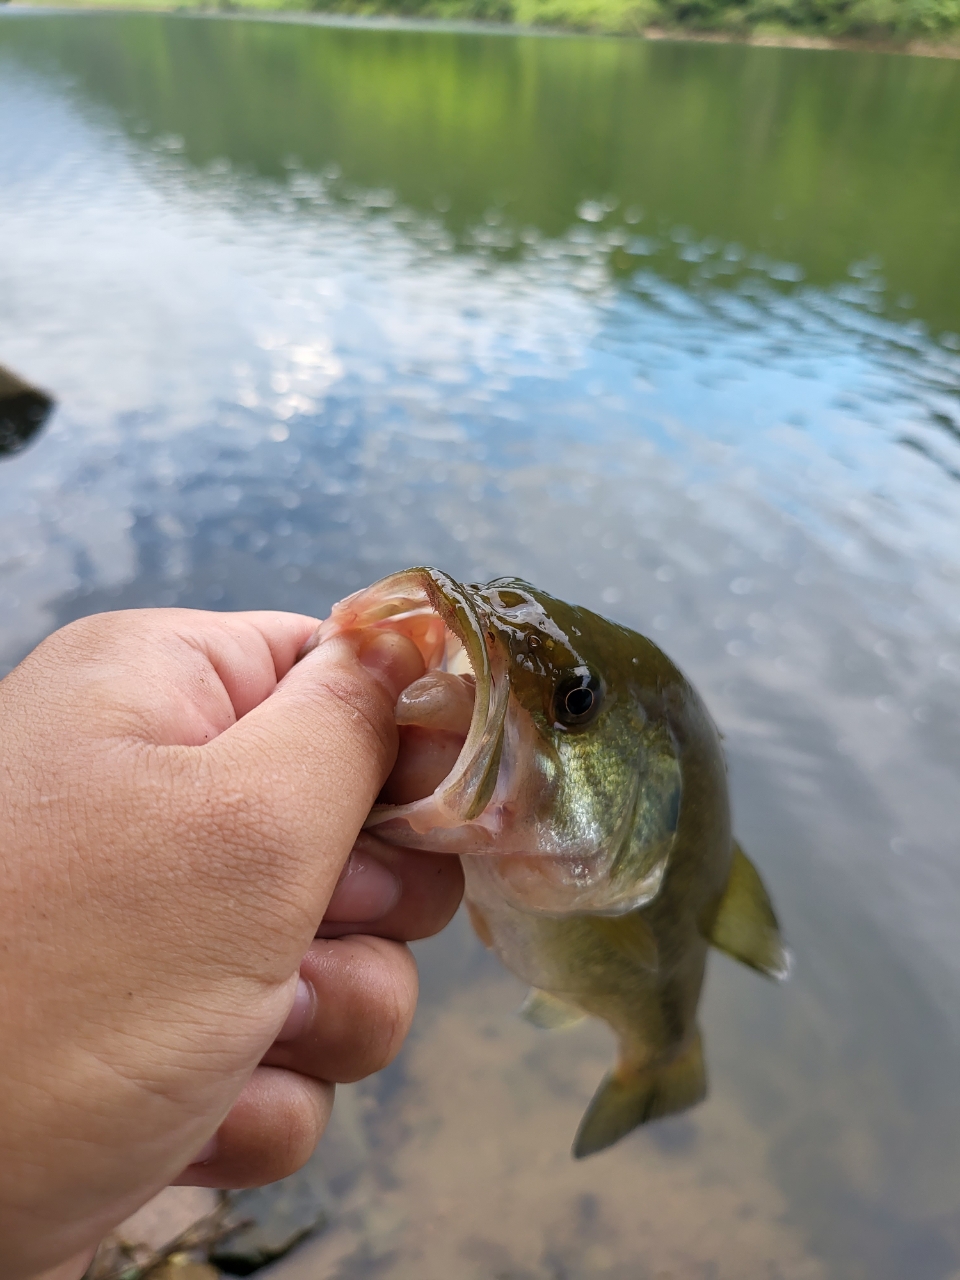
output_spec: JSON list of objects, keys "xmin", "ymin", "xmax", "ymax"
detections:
[
  {"xmin": 314, "ymin": 569, "xmax": 594, "ymax": 861},
  {"xmin": 459, "ymin": 759, "xmax": 670, "ymax": 919},
  {"xmin": 315, "ymin": 568, "xmax": 682, "ymax": 916},
  {"xmin": 314, "ymin": 567, "xmax": 517, "ymax": 835},
  {"xmin": 456, "ymin": 696, "xmax": 682, "ymax": 917}
]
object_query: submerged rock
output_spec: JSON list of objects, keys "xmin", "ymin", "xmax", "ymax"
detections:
[
  {"xmin": 83, "ymin": 1188, "xmax": 223, "ymax": 1279},
  {"xmin": 211, "ymin": 1087, "xmax": 371, "ymax": 1273},
  {"xmin": 147, "ymin": 1259, "xmax": 219, "ymax": 1280},
  {"xmin": 211, "ymin": 1152, "xmax": 333, "ymax": 1276},
  {"xmin": 0, "ymin": 364, "xmax": 54, "ymax": 456}
]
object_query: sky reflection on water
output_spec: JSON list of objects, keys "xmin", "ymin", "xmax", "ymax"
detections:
[{"xmin": 2, "ymin": 16, "xmax": 960, "ymax": 1278}]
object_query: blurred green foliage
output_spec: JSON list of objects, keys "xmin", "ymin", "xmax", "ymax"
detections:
[
  {"xmin": 648, "ymin": 0, "xmax": 960, "ymax": 39},
  {"xmin": 278, "ymin": 0, "xmax": 960, "ymax": 38},
  {"xmin": 10, "ymin": 0, "xmax": 960, "ymax": 39},
  {"xmin": 3, "ymin": 14, "xmax": 958, "ymax": 338},
  {"xmin": 302, "ymin": 0, "xmax": 960, "ymax": 39}
]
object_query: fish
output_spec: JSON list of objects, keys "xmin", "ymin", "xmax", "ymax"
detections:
[{"xmin": 316, "ymin": 566, "xmax": 788, "ymax": 1158}]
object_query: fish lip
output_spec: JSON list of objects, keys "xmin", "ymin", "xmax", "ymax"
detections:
[{"xmin": 316, "ymin": 567, "xmax": 510, "ymax": 830}]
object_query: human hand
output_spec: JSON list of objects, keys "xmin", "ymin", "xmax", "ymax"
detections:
[{"xmin": 0, "ymin": 609, "xmax": 463, "ymax": 1280}]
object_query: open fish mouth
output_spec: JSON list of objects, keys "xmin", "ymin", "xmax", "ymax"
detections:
[
  {"xmin": 314, "ymin": 567, "xmax": 511, "ymax": 842},
  {"xmin": 315, "ymin": 567, "xmax": 685, "ymax": 916}
]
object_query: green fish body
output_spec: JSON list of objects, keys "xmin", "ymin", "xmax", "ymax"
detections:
[{"xmin": 317, "ymin": 568, "xmax": 788, "ymax": 1157}]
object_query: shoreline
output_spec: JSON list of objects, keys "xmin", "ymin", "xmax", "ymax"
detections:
[
  {"xmin": 642, "ymin": 23, "xmax": 960, "ymax": 59},
  {"xmin": 3, "ymin": 0, "xmax": 960, "ymax": 57}
]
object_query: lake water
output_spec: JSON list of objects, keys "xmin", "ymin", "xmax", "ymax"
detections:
[{"xmin": 1, "ymin": 12, "xmax": 960, "ymax": 1278}]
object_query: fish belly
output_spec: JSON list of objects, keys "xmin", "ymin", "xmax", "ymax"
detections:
[
  {"xmin": 464, "ymin": 860, "xmax": 710, "ymax": 1156},
  {"xmin": 463, "ymin": 861, "xmax": 671, "ymax": 1041}
]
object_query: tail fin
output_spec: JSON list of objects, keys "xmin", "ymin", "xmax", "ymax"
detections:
[{"xmin": 573, "ymin": 1031, "xmax": 707, "ymax": 1159}]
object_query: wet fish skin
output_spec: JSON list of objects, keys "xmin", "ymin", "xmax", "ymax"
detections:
[
  {"xmin": 459, "ymin": 578, "xmax": 737, "ymax": 1156},
  {"xmin": 468, "ymin": 578, "xmax": 688, "ymax": 907},
  {"xmin": 317, "ymin": 568, "xmax": 787, "ymax": 1157}
]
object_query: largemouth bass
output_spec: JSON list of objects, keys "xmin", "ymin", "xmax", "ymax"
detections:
[{"xmin": 316, "ymin": 567, "xmax": 788, "ymax": 1157}]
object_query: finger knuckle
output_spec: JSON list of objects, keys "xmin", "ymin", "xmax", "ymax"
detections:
[
  {"xmin": 306, "ymin": 663, "xmax": 397, "ymax": 779},
  {"xmin": 272, "ymin": 1087, "xmax": 325, "ymax": 1174},
  {"xmin": 361, "ymin": 945, "xmax": 418, "ymax": 1073}
]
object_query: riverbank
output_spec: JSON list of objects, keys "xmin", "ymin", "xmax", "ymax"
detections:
[
  {"xmin": 643, "ymin": 23, "xmax": 960, "ymax": 58},
  {"xmin": 5, "ymin": 0, "xmax": 960, "ymax": 57}
]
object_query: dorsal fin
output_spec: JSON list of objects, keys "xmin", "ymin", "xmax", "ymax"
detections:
[
  {"xmin": 519, "ymin": 989, "xmax": 586, "ymax": 1030},
  {"xmin": 704, "ymin": 842, "xmax": 790, "ymax": 980}
]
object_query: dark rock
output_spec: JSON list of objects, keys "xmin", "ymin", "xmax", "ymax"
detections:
[
  {"xmin": 0, "ymin": 363, "xmax": 54, "ymax": 457},
  {"xmin": 211, "ymin": 1152, "xmax": 333, "ymax": 1276}
]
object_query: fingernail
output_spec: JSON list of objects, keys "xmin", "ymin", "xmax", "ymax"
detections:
[
  {"xmin": 324, "ymin": 849, "xmax": 402, "ymax": 923},
  {"xmin": 192, "ymin": 1135, "xmax": 218, "ymax": 1165},
  {"xmin": 357, "ymin": 630, "xmax": 425, "ymax": 702},
  {"xmin": 277, "ymin": 977, "xmax": 313, "ymax": 1043}
]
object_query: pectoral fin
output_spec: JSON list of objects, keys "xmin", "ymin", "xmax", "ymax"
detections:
[
  {"xmin": 573, "ymin": 1031, "xmax": 707, "ymax": 1159},
  {"xmin": 466, "ymin": 900, "xmax": 494, "ymax": 949},
  {"xmin": 519, "ymin": 989, "xmax": 586, "ymax": 1030},
  {"xmin": 591, "ymin": 911, "xmax": 659, "ymax": 971},
  {"xmin": 705, "ymin": 842, "xmax": 790, "ymax": 980}
]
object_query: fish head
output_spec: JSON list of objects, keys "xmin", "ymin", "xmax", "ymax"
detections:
[{"xmin": 315, "ymin": 567, "xmax": 684, "ymax": 916}]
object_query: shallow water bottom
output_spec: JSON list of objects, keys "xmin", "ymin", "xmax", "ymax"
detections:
[{"xmin": 266, "ymin": 923, "xmax": 823, "ymax": 1280}]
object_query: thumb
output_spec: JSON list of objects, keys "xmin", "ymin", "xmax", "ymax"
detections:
[{"xmin": 196, "ymin": 628, "xmax": 425, "ymax": 947}]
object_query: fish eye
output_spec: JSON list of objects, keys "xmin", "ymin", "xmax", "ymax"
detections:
[{"xmin": 553, "ymin": 670, "xmax": 603, "ymax": 728}]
